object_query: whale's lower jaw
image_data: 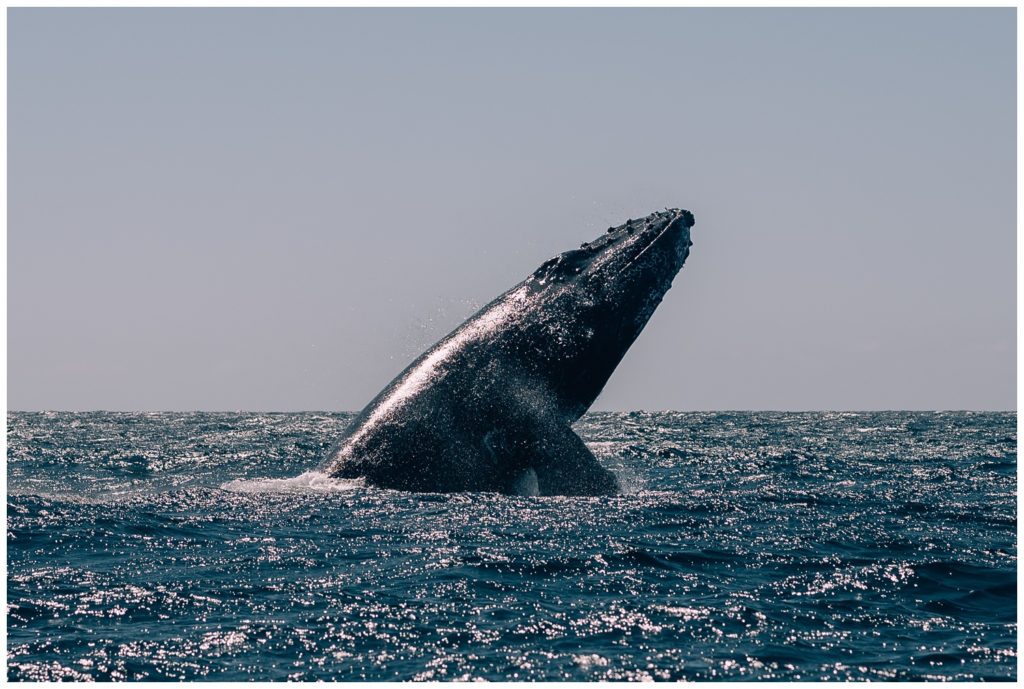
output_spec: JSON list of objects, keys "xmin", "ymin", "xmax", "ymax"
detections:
[{"xmin": 326, "ymin": 208, "xmax": 693, "ymax": 495}]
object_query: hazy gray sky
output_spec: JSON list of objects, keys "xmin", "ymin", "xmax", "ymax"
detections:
[{"xmin": 9, "ymin": 8, "xmax": 1016, "ymax": 411}]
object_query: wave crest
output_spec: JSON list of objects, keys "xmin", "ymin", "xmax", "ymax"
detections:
[{"xmin": 220, "ymin": 471, "xmax": 364, "ymax": 494}]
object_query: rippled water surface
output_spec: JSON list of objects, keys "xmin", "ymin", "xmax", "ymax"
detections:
[{"xmin": 7, "ymin": 411, "xmax": 1017, "ymax": 681}]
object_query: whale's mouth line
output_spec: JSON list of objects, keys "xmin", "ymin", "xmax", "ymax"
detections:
[{"xmin": 614, "ymin": 215, "xmax": 685, "ymax": 278}]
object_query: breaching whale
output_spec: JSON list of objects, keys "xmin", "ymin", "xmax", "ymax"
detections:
[{"xmin": 326, "ymin": 208, "xmax": 695, "ymax": 495}]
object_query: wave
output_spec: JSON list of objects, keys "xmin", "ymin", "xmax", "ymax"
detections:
[{"xmin": 220, "ymin": 471, "xmax": 364, "ymax": 495}]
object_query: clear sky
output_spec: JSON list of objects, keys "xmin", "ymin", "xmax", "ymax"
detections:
[{"xmin": 8, "ymin": 8, "xmax": 1016, "ymax": 411}]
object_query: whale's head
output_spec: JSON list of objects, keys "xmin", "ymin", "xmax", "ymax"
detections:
[{"xmin": 519, "ymin": 208, "xmax": 695, "ymax": 418}]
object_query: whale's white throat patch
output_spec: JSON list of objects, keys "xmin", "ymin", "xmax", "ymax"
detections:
[{"xmin": 512, "ymin": 468, "xmax": 540, "ymax": 496}]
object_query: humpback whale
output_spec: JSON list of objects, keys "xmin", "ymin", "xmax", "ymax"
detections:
[{"xmin": 326, "ymin": 208, "xmax": 695, "ymax": 495}]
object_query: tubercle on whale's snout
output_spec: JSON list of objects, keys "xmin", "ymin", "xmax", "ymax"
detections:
[
  {"xmin": 613, "ymin": 208, "xmax": 694, "ymax": 243},
  {"xmin": 528, "ymin": 208, "xmax": 695, "ymax": 288},
  {"xmin": 675, "ymin": 209, "xmax": 696, "ymax": 228}
]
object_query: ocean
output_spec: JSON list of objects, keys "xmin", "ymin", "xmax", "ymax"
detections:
[{"xmin": 6, "ymin": 411, "xmax": 1016, "ymax": 681}]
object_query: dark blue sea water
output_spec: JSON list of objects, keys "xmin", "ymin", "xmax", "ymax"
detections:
[{"xmin": 7, "ymin": 411, "xmax": 1016, "ymax": 681}]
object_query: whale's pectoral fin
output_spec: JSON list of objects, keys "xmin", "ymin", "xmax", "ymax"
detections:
[
  {"xmin": 488, "ymin": 411, "xmax": 619, "ymax": 496},
  {"xmin": 528, "ymin": 424, "xmax": 619, "ymax": 497}
]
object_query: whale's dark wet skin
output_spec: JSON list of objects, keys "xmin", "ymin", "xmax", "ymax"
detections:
[{"xmin": 327, "ymin": 209, "xmax": 695, "ymax": 495}]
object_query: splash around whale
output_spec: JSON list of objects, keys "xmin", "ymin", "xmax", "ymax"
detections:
[{"xmin": 326, "ymin": 208, "xmax": 695, "ymax": 495}]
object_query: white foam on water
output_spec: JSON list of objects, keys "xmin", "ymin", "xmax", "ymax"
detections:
[
  {"xmin": 220, "ymin": 471, "xmax": 364, "ymax": 495},
  {"xmin": 610, "ymin": 467, "xmax": 642, "ymax": 495}
]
